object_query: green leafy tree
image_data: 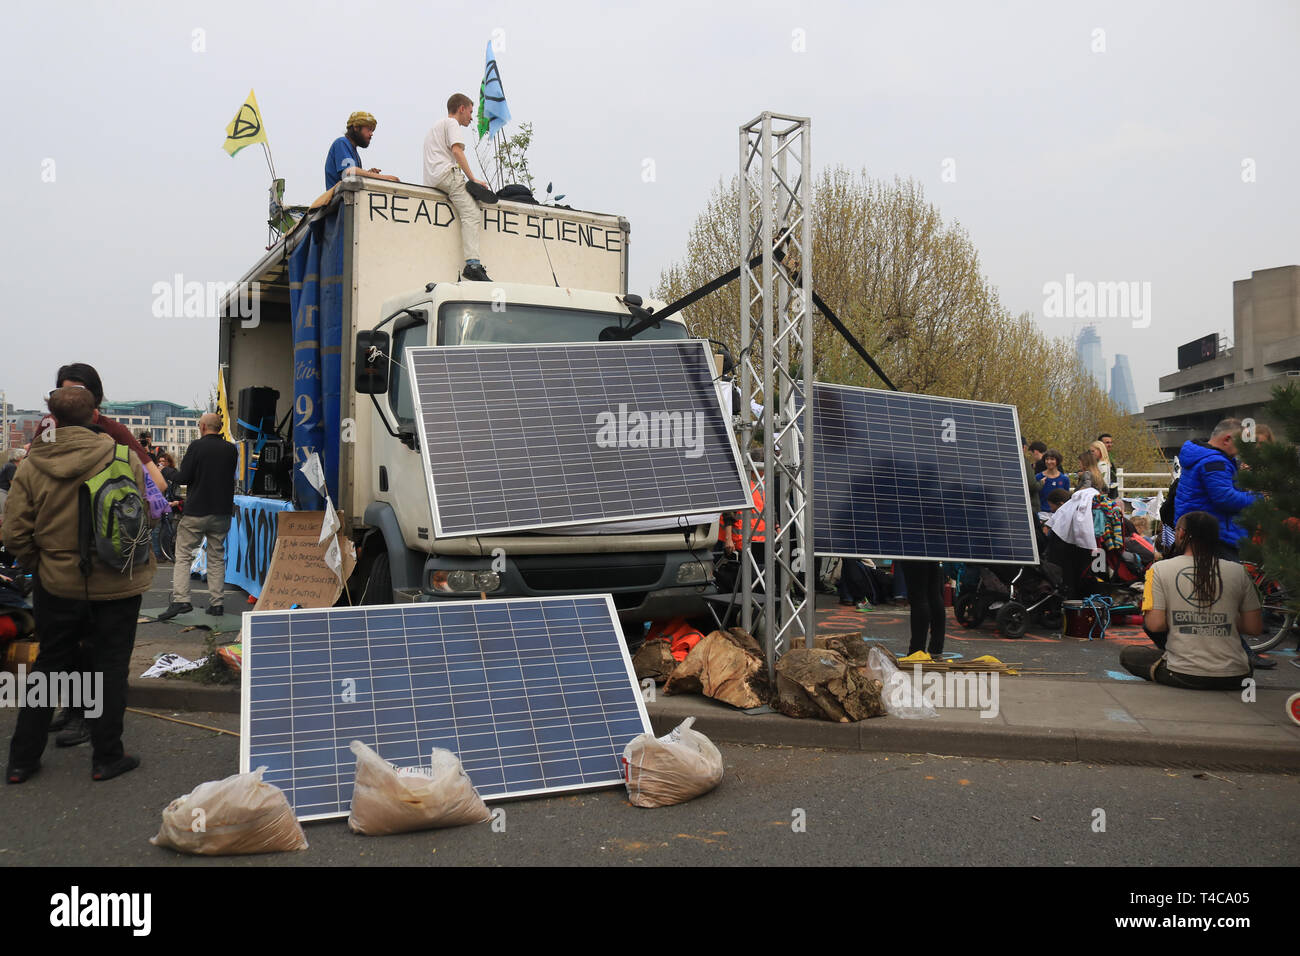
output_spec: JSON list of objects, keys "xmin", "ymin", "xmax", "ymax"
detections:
[
  {"xmin": 496, "ymin": 122, "xmax": 536, "ymax": 192},
  {"xmin": 1238, "ymin": 383, "xmax": 1300, "ymax": 613}
]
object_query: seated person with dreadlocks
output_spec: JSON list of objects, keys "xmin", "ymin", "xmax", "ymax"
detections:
[{"xmin": 1119, "ymin": 511, "xmax": 1260, "ymax": 689}]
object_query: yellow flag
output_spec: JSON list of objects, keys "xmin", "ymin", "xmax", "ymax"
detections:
[
  {"xmin": 223, "ymin": 88, "xmax": 268, "ymax": 157},
  {"xmin": 216, "ymin": 367, "xmax": 236, "ymax": 442}
]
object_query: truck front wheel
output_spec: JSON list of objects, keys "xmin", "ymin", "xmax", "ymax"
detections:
[{"xmin": 363, "ymin": 551, "xmax": 393, "ymax": 605}]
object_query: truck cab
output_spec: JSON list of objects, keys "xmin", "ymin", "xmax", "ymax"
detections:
[{"xmin": 359, "ymin": 281, "xmax": 720, "ymax": 619}]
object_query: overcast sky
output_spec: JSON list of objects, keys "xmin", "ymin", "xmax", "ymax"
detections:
[{"xmin": 2, "ymin": 0, "xmax": 1296, "ymax": 412}]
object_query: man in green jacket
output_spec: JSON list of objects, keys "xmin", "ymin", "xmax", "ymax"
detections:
[{"xmin": 3, "ymin": 387, "xmax": 154, "ymax": 784}]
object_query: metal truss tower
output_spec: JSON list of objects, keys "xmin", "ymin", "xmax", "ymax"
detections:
[{"xmin": 737, "ymin": 112, "xmax": 816, "ymax": 676}]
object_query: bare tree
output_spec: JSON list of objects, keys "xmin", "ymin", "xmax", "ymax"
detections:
[{"xmin": 655, "ymin": 168, "xmax": 1164, "ymax": 471}]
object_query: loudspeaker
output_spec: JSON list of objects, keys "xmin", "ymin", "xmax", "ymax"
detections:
[
  {"xmin": 246, "ymin": 439, "xmax": 291, "ymax": 497},
  {"xmin": 237, "ymin": 387, "xmax": 279, "ymax": 439}
]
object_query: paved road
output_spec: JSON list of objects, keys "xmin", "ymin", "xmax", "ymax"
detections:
[{"xmin": 0, "ymin": 707, "xmax": 1294, "ymax": 867}]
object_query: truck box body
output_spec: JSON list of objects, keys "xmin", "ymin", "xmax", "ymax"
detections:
[{"xmin": 219, "ymin": 178, "xmax": 721, "ymax": 619}]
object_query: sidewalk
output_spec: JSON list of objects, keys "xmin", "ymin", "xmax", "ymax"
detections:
[{"xmin": 125, "ymin": 617, "xmax": 1300, "ymax": 774}]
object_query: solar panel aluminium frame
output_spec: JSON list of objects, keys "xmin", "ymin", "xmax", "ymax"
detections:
[
  {"xmin": 239, "ymin": 594, "xmax": 654, "ymax": 822},
  {"xmin": 405, "ymin": 338, "xmax": 753, "ymax": 538},
  {"xmin": 808, "ymin": 382, "xmax": 1041, "ymax": 566}
]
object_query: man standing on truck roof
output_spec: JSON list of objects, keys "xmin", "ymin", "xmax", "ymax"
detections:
[
  {"xmin": 325, "ymin": 111, "xmax": 400, "ymax": 190},
  {"xmin": 422, "ymin": 93, "xmax": 492, "ymax": 282}
]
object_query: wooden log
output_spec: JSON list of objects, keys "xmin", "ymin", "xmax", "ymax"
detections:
[
  {"xmin": 663, "ymin": 628, "xmax": 771, "ymax": 709},
  {"xmin": 631, "ymin": 639, "xmax": 677, "ymax": 684},
  {"xmin": 774, "ymin": 647, "xmax": 887, "ymax": 722}
]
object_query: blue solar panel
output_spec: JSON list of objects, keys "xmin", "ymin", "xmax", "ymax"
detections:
[
  {"xmin": 808, "ymin": 383, "xmax": 1039, "ymax": 564},
  {"xmin": 406, "ymin": 340, "xmax": 751, "ymax": 537},
  {"xmin": 240, "ymin": 595, "xmax": 652, "ymax": 821}
]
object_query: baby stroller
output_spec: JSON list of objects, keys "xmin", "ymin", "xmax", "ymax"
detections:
[{"xmin": 955, "ymin": 559, "xmax": 1065, "ymax": 638}]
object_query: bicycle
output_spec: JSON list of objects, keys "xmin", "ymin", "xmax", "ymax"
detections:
[
  {"xmin": 156, "ymin": 489, "xmax": 184, "ymax": 563},
  {"xmin": 1243, "ymin": 562, "xmax": 1297, "ymax": 654}
]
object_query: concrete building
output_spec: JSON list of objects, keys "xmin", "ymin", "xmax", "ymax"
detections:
[
  {"xmin": 98, "ymin": 400, "xmax": 203, "ymax": 459},
  {"xmin": 1076, "ymin": 325, "xmax": 1105, "ymax": 391},
  {"xmin": 1110, "ymin": 354, "xmax": 1139, "ymax": 413},
  {"xmin": 1, "ymin": 401, "xmax": 49, "ymax": 449},
  {"xmin": 1142, "ymin": 265, "xmax": 1300, "ymax": 458},
  {"xmin": 0, "ymin": 398, "xmax": 202, "ymax": 455}
]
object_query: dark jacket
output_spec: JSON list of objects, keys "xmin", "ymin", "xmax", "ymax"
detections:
[
  {"xmin": 1, "ymin": 427, "xmax": 153, "ymax": 600},
  {"xmin": 1173, "ymin": 440, "xmax": 1259, "ymax": 548},
  {"xmin": 177, "ymin": 434, "xmax": 239, "ymax": 517}
]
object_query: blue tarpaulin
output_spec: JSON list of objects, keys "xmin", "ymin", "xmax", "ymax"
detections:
[
  {"xmin": 288, "ymin": 204, "xmax": 346, "ymax": 508},
  {"xmin": 190, "ymin": 495, "xmax": 295, "ymax": 597}
]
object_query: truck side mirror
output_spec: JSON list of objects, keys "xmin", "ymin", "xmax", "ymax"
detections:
[{"xmin": 355, "ymin": 330, "xmax": 391, "ymax": 394}]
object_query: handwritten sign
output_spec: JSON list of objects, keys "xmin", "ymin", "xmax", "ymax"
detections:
[{"xmin": 255, "ymin": 511, "xmax": 357, "ymax": 611}]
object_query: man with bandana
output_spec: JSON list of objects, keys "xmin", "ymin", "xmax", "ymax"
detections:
[{"xmin": 325, "ymin": 111, "xmax": 400, "ymax": 190}]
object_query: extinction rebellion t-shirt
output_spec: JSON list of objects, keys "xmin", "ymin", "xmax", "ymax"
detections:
[{"xmin": 1148, "ymin": 555, "xmax": 1258, "ymax": 677}]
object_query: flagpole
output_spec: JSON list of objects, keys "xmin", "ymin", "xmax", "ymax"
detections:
[{"xmin": 261, "ymin": 141, "xmax": 277, "ymax": 182}]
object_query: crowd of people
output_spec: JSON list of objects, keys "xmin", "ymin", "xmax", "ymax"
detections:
[
  {"xmin": 1, "ymin": 362, "xmax": 237, "ymax": 785},
  {"xmin": 1024, "ymin": 418, "xmax": 1284, "ymax": 685},
  {"xmin": 716, "ymin": 418, "xmax": 1289, "ymax": 688},
  {"xmin": 1023, "ymin": 432, "xmax": 1124, "ymax": 511}
]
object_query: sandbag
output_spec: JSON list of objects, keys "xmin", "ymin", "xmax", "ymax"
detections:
[
  {"xmin": 622, "ymin": 717, "xmax": 724, "ymax": 808},
  {"xmin": 347, "ymin": 741, "xmax": 492, "ymax": 835},
  {"xmin": 150, "ymin": 767, "xmax": 308, "ymax": 855},
  {"xmin": 866, "ymin": 646, "xmax": 938, "ymax": 719}
]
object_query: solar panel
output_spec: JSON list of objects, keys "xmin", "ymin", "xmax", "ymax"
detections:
[
  {"xmin": 406, "ymin": 340, "xmax": 751, "ymax": 537},
  {"xmin": 808, "ymin": 383, "xmax": 1039, "ymax": 564},
  {"xmin": 240, "ymin": 595, "xmax": 652, "ymax": 821}
]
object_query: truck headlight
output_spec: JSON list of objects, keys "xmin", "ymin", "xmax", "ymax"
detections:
[
  {"xmin": 431, "ymin": 570, "xmax": 502, "ymax": 594},
  {"xmin": 675, "ymin": 561, "xmax": 711, "ymax": 585}
]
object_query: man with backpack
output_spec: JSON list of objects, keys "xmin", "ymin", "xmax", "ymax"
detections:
[
  {"xmin": 3, "ymin": 387, "xmax": 154, "ymax": 784},
  {"xmin": 158, "ymin": 413, "xmax": 238, "ymax": 620}
]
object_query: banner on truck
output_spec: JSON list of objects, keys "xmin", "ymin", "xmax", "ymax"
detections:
[
  {"xmin": 224, "ymin": 495, "xmax": 295, "ymax": 597},
  {"xmin": 288, "ymin": 206, "xmax": 346, "ymax": 509}
]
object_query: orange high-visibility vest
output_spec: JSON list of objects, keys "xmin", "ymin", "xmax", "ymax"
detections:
[
  {"xmin": 746, "ymin": 481, "xmax": 767, "ymax": 543},
  {"xmin": 645, "ymin": 617, "xmax": 705, "ymax": 662}
]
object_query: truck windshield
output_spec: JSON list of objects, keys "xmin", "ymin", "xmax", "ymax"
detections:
[{"xmin": 441, "ymin": 302, "xmax": 688, "ymax": 346}]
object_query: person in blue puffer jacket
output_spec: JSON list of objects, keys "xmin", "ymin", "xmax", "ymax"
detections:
[{"xmin": 1173, "ymin": 419, "xmax": 1261, "ymax": 560}]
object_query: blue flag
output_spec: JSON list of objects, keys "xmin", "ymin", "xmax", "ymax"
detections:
[{"xmin": 478, "ymin": 40, "xmax": 511, "ymax": 139}]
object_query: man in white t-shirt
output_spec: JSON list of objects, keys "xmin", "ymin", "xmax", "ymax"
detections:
[{"xmin": 423, "ymin": 93, "xmax": 492, "ymax": 281}]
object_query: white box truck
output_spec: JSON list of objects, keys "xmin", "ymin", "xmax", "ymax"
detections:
[{"xmin": 219, "ymin": 176, "xmax": 720, "ymax": 622}]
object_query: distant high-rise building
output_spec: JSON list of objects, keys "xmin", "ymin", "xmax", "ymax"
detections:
[
  {"xmin": 1110, "ymin": 354, "xmax": 1139, "ymax": 413},
  {"xmin": 1076, "ymin": 325, "xmax": 1105, "ymax": 390}
]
